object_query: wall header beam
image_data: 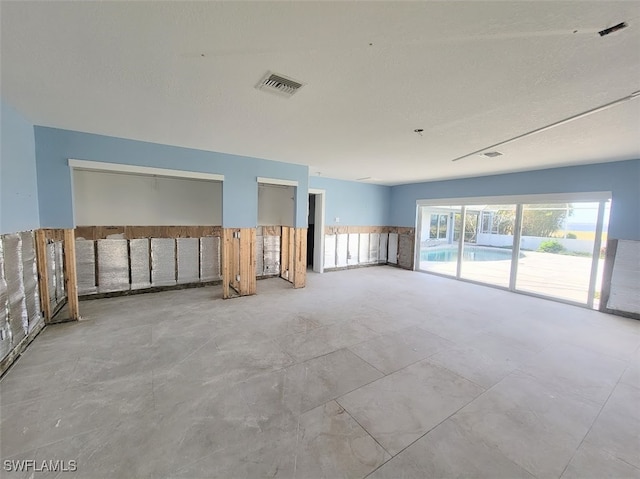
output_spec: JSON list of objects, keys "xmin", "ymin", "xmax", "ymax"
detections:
[
  {"xmin": 416, "ymin": 191, "xmax": 612, "ymax": 207},
  {"xmin": 257, "ymin": 177, "xmax": 298, "ymax": 187},
  {"xmin": 68, "ymin": 159, "xmax": 224, "ymax": 182}
]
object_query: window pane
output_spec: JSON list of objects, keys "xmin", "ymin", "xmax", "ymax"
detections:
[
  {"xmin": 418, "ymin": 206, "xmax": 462, "ymax": 277},
  {"xmin": 438, "ymin": 214, "xmax": 448, "ymax": 239},
  {"xmin": 515, "ymin": 202, "xmax": 598, "ymax": 304},
  {"xmin": 460, "ymin": 205, "xmax": 516, "ymax": 288},
  {"xmin": 430, "ymin": 214, "xmax": 438, "ymax": 239}
]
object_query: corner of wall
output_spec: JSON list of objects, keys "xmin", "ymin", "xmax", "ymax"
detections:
[{"xmin": 0, "ymin": 99, "xmax": 40, "ymax": 234}]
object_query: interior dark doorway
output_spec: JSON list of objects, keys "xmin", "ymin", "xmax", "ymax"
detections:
[{"xmin": 307, "ymin": 194, "xmax": 316, "ymax": 267}]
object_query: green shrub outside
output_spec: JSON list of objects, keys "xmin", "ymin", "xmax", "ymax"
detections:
[{"xmin": 538, "ymin": 240, "xmax": 566, "ymax": 253}]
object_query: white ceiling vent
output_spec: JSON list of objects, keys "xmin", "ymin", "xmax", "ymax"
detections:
[{"xmin": 256, "ymin": 71, "xmax": 304, "ymax": 98}]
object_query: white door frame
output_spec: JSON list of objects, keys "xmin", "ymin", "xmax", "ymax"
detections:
[{"xmin": 309, "ymin": 188, "xmax": 325, "ymax": 273}]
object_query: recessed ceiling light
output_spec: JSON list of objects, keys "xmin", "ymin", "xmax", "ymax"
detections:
[{"xmin": 481, "ymin": 151, "xmax": 503, "ymax": 158}]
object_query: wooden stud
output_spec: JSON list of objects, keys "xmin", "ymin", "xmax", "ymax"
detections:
[
  {"xmin": 293, "ymin": 228, "xmax": 307, "ymax": 289},
  {"xmin": 34, "ymin": 229, "xmax": 52, "ymax": 323},
  {"xmin": 63, "ymin": 229, "xmax": 80, "ymax": 321},
  {"xmin": 238, "ymin": 228, "xmax": 256, "ymax": 296},
  {"xmin": 287, "ymin": 227, "xmax": 295, "ymax": 284},
  {"xmin": 222, "ymin": 228, "xmax": 232, "ymax": 299},
  {"xmin": 280, "ymin": 227, "xmax": 290, "ymax": 281}
]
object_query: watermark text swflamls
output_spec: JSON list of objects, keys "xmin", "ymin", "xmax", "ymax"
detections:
[{"xmin": 3, "ymin": 459, "xmax": 77, "ymax": 473}]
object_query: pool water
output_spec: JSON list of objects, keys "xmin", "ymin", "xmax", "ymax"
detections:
[{"xmin": 421, "ymin": 246, "xmax": 518, "ymax": 262}]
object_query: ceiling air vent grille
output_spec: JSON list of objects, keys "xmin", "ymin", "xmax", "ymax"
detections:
[{"xmin": 256, "ymin": 72, "xmax": 304, "ymax": 98}]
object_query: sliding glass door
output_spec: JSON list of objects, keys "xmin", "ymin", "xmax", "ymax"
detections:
[
  {"xmin": 416, "ymin": 196, "xmax": 610, "ymax": 308},
  {"xmin": 417, "ymin": 206, "xmax": 462, "ymax": 277},
  {"xmin": 516, "ymin": 201, "xmax": 606, "ymax": 305},
  {"xmin": 459, "ymin": 204, "xmax": 517, "ymax": 288}
]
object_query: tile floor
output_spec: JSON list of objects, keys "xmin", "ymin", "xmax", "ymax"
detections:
[{"xmin": 1, "ymin": 267, "xmax": 639, "ymax": 478}]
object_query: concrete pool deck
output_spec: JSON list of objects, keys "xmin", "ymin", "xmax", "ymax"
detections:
[{"xmin": 420, "ymin": 249, "xmax": 603, "ymax": 305}]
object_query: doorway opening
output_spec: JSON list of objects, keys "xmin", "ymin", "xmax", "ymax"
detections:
[
  {"xmin": 308, "ymin": 194, "xmax": 316, "ymax": 267},
  {"xmin": 308, "ymin": 189, "xmax": 326, "ymax": 273}
]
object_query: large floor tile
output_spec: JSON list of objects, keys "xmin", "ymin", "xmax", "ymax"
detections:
[
  {"xmin": 276, "ymin": 320, "xmax": 379, "ymax": 362},
  {"xmin": 561, "ymin": 442, "xmax": 640, "ymax": 479},
  {"xmin": 338, "ymin": 359, "xmax": 484, "ymax": 455},
  {"xmin": 451, "ymin": 370, "xmax": 602, "ymax": 478},
  {"xmin": 293, "ymin": 401, "xmax": 390, "ymax": 479},
  {"xmin": 368, "ymin": 419, "xmax": 534, "ymax": 479},
  {"xmin": 428, "ymin": 341, "xmax": 525, "ymax": 389},
  {"xmin": 583, "ymin": 381, "xmax": 640, "ymax": 469},
  {"xmin": 516, "ymin": 342, "xmax": 627, "ymax": 405},
  {"xmin": 239, "ymin": 348, "xmax": 383, "ymax": 417},
  {"xmin": 349, "ymin": 326, "xmax": 452, "ymax": 375}
]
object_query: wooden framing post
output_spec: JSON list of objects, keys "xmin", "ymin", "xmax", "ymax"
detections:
[
  {"xmin": 239, "ymin": 228, "xmax": 256, "ymax": 296},
  {"xmin": 63, "ymin": 229, "xmax": 80, "ymax": 320},
  {"xmin": 34, "ymin": 229, "xmax": 52, "ymax": 323},
  {"xmin": 222, "ymin": 228, "xmax": 256, "ymax": 299},
  {"xmin": 280, "ymin": 227, "xmax": 290, "ymax": 281},
  {"xmin": 222, "ymin": 228, "xmax": 233, "ymax": 299},
  {"xmin": 293, "ymin": 228, "xmax": 307, "ymax": 289}
]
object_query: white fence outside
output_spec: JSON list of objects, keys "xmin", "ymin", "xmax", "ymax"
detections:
[{"xmin": 476, "ymin": 233, "xmax": 594, "ymax": 254}]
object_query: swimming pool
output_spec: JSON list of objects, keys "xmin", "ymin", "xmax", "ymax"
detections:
[{"xmin": 421, "ymin": 246, "xmax": 519, "ymax": 262}]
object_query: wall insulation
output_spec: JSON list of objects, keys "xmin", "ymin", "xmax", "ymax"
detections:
[
  {"xmin": 263, "ymin": 235, "xmax": 281, "ymax": 276},
  {"xmin": 130, "ymin": 239, "xmax": 151, "ymax": 290},
  {"xmin": 54, "ymin": 242, "xmax": 65, "ymax": 304},
  {"xmin": 256, "ymin": 235, "xmax": 264, "ymax": 277},
  {"xmin": 379, "ymin": 234, "xmax": 388, "ymax": 262},
  {"xmin": 324, "ymin": 231, "xmax": 391, "ymax": 270},
  {"xmin": 75, "ymin": 232, "xmax": 221, "ymax": 296},
  {"xmin": 0, "ymin": 231, "xmax": 44, "ymax": 367},
  {"xmin": 388, "ymin": 233, "xmax": 399, "ymax": 265},
  {"xmin": 0, "ymin": 244, "xmax": 10, "ymax": 362},
  {"xmin": 336, "ymin": 234, "xmax": 349, "ymax": 268},
  {"xmin": 76, "ymin": 240, "xmax": 97, "ymax": 295},
  {"xmin": 20, "ymin": 232, "xmax": 41, "ymax": 333},
  {"xmin": 255, "ymin": 227, "xmax": 281, "ymax": 277},
  {"xmin": 200, "ymin": 237, "xmax": 221, "ymax": 282},
  {"xmin": 369, "ymin": 233, "xmax": 380, "ymax": 264},
  {"xmin": 358, "ymin": 234, "xmax": 370, "ymax": 264},
  {"xmin": 98, "ymin": 239, "xmax": 129, "ymax": 293},
  {"xmin": 177, "ymin": 238, "xmax": 200, "ymax": 284}
]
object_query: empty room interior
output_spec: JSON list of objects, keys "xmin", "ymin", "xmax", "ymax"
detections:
[{"xmin": 1, "ymin": 2, "xmax": 639, "ymax": 478}]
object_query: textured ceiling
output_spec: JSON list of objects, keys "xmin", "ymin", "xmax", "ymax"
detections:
[{"xmin": 1, "ymin": 1, "xmax": 639, "ymax": 185}]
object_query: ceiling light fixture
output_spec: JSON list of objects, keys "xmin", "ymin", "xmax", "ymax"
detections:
[
  {"xmin": 599, "ymin": 22, "xmax": 628, "ymax": 37},
  {"xmin": 481, "ymin": 151, "xmax": 502, "ymax": 158},
  {"xmin": 452, "ymin": 90, "xmax": 640, "ymax": 162}
]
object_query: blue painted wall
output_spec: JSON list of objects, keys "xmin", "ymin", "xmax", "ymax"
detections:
[
  {"xmin": 34, "ymin": 127, "xmax": 309, "ymax": 228},
  {"xmin": 390, "ymin": 160, "xmax": 640, "ymax": 240},
  {"xmin": 0, "ymin": 100, "xmax": 40, "ymax": 234},
  {"xmin": 309, "ymin": 176, "xmax": 391, "ymax": 226}
]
